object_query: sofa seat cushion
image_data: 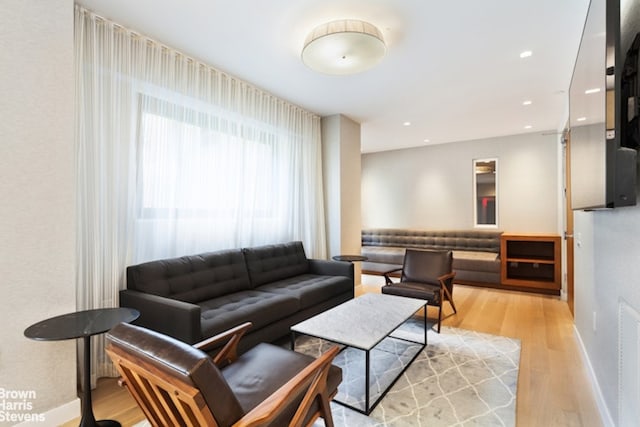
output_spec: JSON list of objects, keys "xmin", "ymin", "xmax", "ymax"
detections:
[
  {"xmin": 199, "ymin": 291, "xmax": 299, "ymax": 338},
  {"xmin": 362, "ymin": 261, "xmax": 402, "ymax": 275},
  {"xmin": 256, "ymin": 274, "xmax": 352, "ymax": 310},
  {"xmin": 451, "ymin": 250, "xmax": 500, "ymax": 273},
  {"xmin": 222, "ymin": 342, "xmax": 342, "ymax": 427},
  {"xmin": 382, "ymin": 282, "xmax": 440, "ymax": 304},
  {"xmin": 361, "ymin": 246, "xmax": 406, "ymax": 265},
  {"xmin": 362, "ymin": 246, "xmax": 501, "ymax": 275}
]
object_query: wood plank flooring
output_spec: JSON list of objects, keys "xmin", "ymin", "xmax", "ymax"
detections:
[{"xmin": 61, "ymin": 283, "xmax": 603, "ymax": 427}]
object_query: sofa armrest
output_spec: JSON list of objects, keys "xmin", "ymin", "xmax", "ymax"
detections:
[
  {"xmin": 308, "ymin": 259, "xmax": 354, "ymax": 280},
  {"xmin": 119, "ymin": 289, "xmax": 202, "ymax": 344}
]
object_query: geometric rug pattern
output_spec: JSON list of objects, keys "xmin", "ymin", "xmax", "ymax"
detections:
[{"xmin": 300, "ymin": 319, "xmax": 521, "ymax": 427}]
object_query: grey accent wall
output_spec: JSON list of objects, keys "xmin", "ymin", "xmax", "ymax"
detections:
[
  {"xmin": 362, "ymin": 132, "xmax": 559, "ymax": 233},
  {"xmin": 0, "ymin": 0, "xmax": 78, "ymax": 423}
]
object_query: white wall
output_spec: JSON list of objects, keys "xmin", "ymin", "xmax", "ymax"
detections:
[
  {"xmin": 322, "ymin": 114, "xmax": 362, "ymax": 258},
  {"xmin": 322, "ymin": 115, "xmax": 342, "ymax": 257},
  {"xmin": 362, "ymin": 132, "xmax": 559, "ymax": 233},
  {"xmin": 574, "ymin": 202, "xmax": 640, "ymax": 426},
  {"xmin": 322, "ymin": 115, "xmax": 362, "ymax": 284},
  {"xmin": 0, "ymin": 0, "xmax": 78, "ymax": 425},
  {"xmin": 339, "ymin": 117, "xmax": 362, "ymax": 255}
]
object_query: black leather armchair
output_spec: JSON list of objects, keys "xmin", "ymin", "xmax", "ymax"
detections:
[
  {"xmin": 106, "ymin": 321, "xmax": 342, "ymax": 427},
  {"xmin": 382, "ymin": 249, "xmax": 457, "ymax": 333}
]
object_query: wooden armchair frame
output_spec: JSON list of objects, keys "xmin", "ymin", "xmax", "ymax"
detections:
[{"xmin": 106, "ymin": 322, "xmax": 340, "ymax": 427}]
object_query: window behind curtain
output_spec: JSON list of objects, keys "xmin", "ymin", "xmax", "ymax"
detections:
[
  {"xmin": 139, "ymin": 98, "xmax": 273, "ymax": 218},
  {"xmin": 134, "ymin": 94, "xmax": 299, "ymax": 261}
]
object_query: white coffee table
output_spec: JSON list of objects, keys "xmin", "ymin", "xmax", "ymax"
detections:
[{"xmin": 290, "ymin": 293, "xmax": 427, "ymax": 415}]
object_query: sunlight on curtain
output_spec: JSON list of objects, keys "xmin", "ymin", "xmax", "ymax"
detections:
[{"xmin": 74, "ymin": 5, "xmax": 326, "ymax": 382}]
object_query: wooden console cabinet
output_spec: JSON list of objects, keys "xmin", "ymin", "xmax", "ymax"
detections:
[{"xmin": 500, "ymin": 233, "xmax": 561, "ymax": 293}]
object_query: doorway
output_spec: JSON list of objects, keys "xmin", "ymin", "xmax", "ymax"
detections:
[{"xmin": 563, "ymin": 129, "xmax": 575, "ymax": 316}]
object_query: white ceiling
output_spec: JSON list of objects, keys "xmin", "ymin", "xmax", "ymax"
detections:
[{"xmin": 75, "ymin": 0, "xmax": 591, "ymax": 153}]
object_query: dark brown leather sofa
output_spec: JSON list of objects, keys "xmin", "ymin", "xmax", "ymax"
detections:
[
  {"xmin": 361, "ymin": 229, "xmax": 502, "ymax": 286},
  {"xmin": 120, "ymin": 241, "xmax": 354, "ymax": 352}
]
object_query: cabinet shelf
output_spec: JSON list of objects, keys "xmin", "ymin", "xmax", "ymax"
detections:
[
  {"xmin": 500, "ymin": 233, "xmax": 561, "ymax": 293},
  {"xmin": 505, "ymin": 257, "xmax": 555, "ymax": 265}
]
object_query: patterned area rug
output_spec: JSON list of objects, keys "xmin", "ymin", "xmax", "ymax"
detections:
[
  {"xmin": 302, "ymin": 319, "xmax": 521, "ymax": 427},
  {"xmin": 134, "ymin": 320, "xmax": 520, "ymax": 427}
]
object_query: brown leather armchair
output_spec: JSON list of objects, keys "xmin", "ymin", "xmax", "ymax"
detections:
[
  {"xmin": 382, "ymin": 249, "xmax": 457, "ymax": 333},
  {"xmin": 105, "ymin": 321, "xmax": 341, "ymax": 427}
]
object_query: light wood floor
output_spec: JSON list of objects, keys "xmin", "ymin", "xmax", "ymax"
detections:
[{"xmin": 62, "ymin": 283, "xmax": 603, "ymax": 427}]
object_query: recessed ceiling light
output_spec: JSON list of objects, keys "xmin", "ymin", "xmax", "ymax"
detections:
[
  {"xmin": 522, "ymin": 100, "xmax": 532, "ymax": 106},
  {"xmin": 423, "ymin": 139, "xmax": 430, "ymax": 143},
  {"xmin": 585, "ymin": 88, "xmax": 601, "ymax": 94},
  {"xmin": 524, "ymin": 125, "xmax": 532, "ymax": 129},
  {"xmin": 577, "ymin": 117, "xmax": 587, "ymax": 122},
  {"xmin": 403, "ymin": 121, "xmax": 411, "ymax": 126},
  {"xmin": 520, "ymin": 50, "xmax": 532, "ymax": 58}
]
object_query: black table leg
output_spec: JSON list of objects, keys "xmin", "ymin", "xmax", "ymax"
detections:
[
  {"xmin": 365, "ymin": 350, "xmax": 370, "ymax": 413},
  {"xmin": 79, "ymin": 336, "xmax": 97, "ymax": 427},
  {"xmin": 424, "ymin": 305, "xmax": 428, "ymax": 345},
  {"xmin": 79, "ymin": 336, "xmax": 121, "ymax": 427}
]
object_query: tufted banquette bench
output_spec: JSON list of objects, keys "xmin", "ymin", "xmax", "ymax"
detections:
[
  {"xmin": 120, "ymin": 241, "xmax": 354, "ymax": 353},
  {"xmin": 361, "ymin": 229, "xmax": 502, "ymax": 286}
]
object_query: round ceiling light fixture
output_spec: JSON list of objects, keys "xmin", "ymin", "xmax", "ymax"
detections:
[{"xmin": 301, "ymin": 19, "xmax": 386, "ymax": 75}]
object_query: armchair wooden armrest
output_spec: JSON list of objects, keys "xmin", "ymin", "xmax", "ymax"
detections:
[
  {"xmin": 383, "ymin": 267, "xmax": 403, "ymax": 285},
  {"xmin": 437, "ymin": 271, "xmax": 456, "ymax": 284},
  {"xmin": 233, "ymin": 345, "xmax": 340, "ymax": 427},
  {"xmin": 438, "ymin": 271, "xmax": 456, "ymax": 303},
  {"xmin": 194, "ymin": 322, "xmax": 253, "ymax": 367}
]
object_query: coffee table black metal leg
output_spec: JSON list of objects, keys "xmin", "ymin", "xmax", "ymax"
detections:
[
  {"xmin": 365, "ymin": 350, "xmax": 370, "ymax": 413},
  {"xmin": 424, "ymin": 305, "xmax": 428, "ymax": 345},
  {"xmin": 291, "ymin": 331, "xmax": 296, "ymax": 350}
]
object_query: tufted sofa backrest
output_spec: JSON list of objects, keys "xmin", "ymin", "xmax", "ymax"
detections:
[
  {"xmin": 362, "ymin": 229, "xmax": 502, "ymax": 253},
  {"xmin": 243, "ymin": 241, "xmax": 309, "ymax": 287},
  {"xmin": 126, "ymin": 249, "xmax": 251, "ymax": 302}
]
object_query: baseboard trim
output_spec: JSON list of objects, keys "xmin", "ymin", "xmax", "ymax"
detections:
[
  {"xmin": 15, "ymin": 397, "xmax": 80, "ymax": 426},
  {"xmin": 573, "ymin": 325, "xmax": 615, "ymax": 427}
]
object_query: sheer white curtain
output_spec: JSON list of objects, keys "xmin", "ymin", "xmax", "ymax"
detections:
[{"xmin": 74, "ymin": 6, "xmax": 327, "ymax": 383}]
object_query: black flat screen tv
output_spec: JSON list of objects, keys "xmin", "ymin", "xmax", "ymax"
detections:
[
  {"xmin": 621, "ymin": 25, "xmax": 639, "ymax": 149},
  {"xmin": 569, "ymin": 0, "xmax": 638, "ymax": 210}
]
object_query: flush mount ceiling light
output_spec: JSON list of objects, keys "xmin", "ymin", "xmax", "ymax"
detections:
[{"xmin": 301, "ymin": 19, "xmax": 386, "ymax": 75}]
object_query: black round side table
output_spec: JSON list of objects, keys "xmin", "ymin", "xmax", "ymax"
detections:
[{"xmin": 24, "ymin": 307, "xmax": 140, "ymax": 427}]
